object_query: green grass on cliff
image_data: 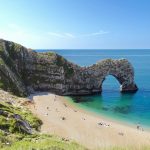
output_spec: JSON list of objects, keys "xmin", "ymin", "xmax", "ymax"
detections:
[
  {"xmin": 56, "ymin": 54, "xmax": 74, "ymax": 78},
  {"xmin": 0, "ymin": 101, "xmax": 42, "ymax": 134},
  {"xmin": 1, "ymin": 134, "xmax": 86, "ymax": 150},
  {"xmin": 0, "ymin": 100, "xmax": 86, "ymax": 150}
]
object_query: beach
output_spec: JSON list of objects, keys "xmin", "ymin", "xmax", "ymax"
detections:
[{"xmin": 28, "ymin": 93, "xmax": 150, "ymax": 149}]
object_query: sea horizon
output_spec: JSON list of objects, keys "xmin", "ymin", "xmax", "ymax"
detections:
[{"xmin": 35, "ymin": 48, "xmax": 150, "ymax": 50}]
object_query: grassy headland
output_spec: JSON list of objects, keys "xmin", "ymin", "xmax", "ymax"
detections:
[{"xmin": 0, "ymin": 90, "xmax": 86, "ymax": 150}]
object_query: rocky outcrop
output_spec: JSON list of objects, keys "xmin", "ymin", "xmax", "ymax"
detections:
[
  {"xmin": 0, "ymin": 89, "xmax": 42, "ymax": 135},
  {"xmin": 0, "ymin": 39, "xmax": 138, "ymax": 96}
]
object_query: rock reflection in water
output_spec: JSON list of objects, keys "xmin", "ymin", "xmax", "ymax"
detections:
[
  {"xmin": 113, "ymin": 105, "xmax": 131, "ymax": 114},
  {"xmin": 71, "ymin": 96, "xmax": 94, "ymax": 103}
]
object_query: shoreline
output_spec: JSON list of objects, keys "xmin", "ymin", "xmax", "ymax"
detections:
[
  {"xmin": 28, "ymin": 92, "xmax": 150, "ymax": 149},
  {"xmin": 65, "ymin": 96, "xmax": 150, "ymax": 132}
]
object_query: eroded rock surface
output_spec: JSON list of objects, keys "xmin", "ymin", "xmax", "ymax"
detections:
[{"xmin": 0, "ymin": 39, "xmax": 138, "ymax": 96}]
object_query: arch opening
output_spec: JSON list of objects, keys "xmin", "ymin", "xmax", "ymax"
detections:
[{"xmin": 101, "ymin": 75, "xmax": 121, "ymax": 92}]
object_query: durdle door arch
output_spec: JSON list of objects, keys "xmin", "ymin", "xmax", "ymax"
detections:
[
  {"xmin": 83, "ymin": 59, "xmax": 138, "ymax": 94},
  {"xmin": 60, "ymin": 59, "xmax": 138, "ymax": 95},
  {"xmin": 0, "ymin": 39, "xmax": 138, "ymax": 96}
]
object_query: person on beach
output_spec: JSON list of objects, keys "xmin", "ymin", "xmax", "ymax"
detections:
[
  {"xmin": 33, "ymin": 104, "xmax": 35, "ymax": 109},
  {"xmin": 54, "ymin": 95, "xmax": 56, "ymax": 101},
  {"xmin": 137, "ymin": 125, "xmax": 140, "ymax": 130},
  {"xmin": 45, "ymin": 113, "xmax": 48, "ymax": 116},
  {"xmin": 137, "ymin": 124, "xmax": 144, "ymax": 131},
  {"xmin": 136, "ymin": 123, "xmax": 144, "ymax": 131}
]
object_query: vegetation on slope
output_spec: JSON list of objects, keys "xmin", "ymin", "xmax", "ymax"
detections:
[
  {"xmin": 1, "ymin": 134, "xmax": 86, "ymax": 150},
  {"xmin": 0, "ymin": 90, "xmax": 86, "ymax": 150},
  {"xmin": 56, "ymin": 54, "xmax": 74, "ymax": 78}
]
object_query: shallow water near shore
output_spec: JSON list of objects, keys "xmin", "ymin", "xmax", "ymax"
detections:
[
  {"xmin": 67, "ymin": 92, "xmax": 150, "ymax": 130},
  {"xmin": 36, "ymin": 49, "xmax": 150, "ymax": 128}
]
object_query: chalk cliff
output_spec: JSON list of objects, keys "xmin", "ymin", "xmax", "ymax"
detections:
[{"xmin": 0, "ymin": 39, "xmax": 138, "ymax": 96}]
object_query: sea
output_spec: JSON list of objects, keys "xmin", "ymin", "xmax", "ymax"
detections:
[{"xmin": 36, "ymin": 49, "xmax": 150, "ymax": 129}]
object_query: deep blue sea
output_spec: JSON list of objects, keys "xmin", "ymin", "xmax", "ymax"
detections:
[{"xmin": 36, "ymin": 49, "xmax": 150, "ymax": 128}]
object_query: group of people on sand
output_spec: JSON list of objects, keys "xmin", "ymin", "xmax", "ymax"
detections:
[
  {"xmin": 32, "ymin": 95, "xmax": 145, "ymax": 134},
  {"xmin": 98, "ymin": 121, "xmax": 110, "ymax": 127},
  {"xmin": 137, "ymin": 123, "xmax": 144, "ymax": 131}
]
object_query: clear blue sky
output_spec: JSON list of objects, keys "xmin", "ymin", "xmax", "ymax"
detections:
[{"xmin": 0, "ymin": 0, "xmax": 150, "ymax": 49}]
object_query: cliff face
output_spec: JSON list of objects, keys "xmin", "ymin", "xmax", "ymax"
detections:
[{"xmin": 0, "ymin": 39, "xmax": 138, "ymax": 96}]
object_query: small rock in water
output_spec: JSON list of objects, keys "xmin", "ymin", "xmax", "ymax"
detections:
[{"xmin": 102, "ymin": 107, "xmax": 109, "ymax": 111}]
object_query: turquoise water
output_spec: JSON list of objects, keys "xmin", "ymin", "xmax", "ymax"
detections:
[{"xmin": 36, "ymin": 49, "xmax": 150, "ymax": 128}]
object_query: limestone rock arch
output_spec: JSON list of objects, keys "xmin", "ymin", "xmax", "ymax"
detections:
[
  {"xmin": 0, "ymin": 39, "xmax": 138, "ymax": 96},
  {"xmin": 86, "ymin": 59, "xmax": 138, "ymax": 93}
]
